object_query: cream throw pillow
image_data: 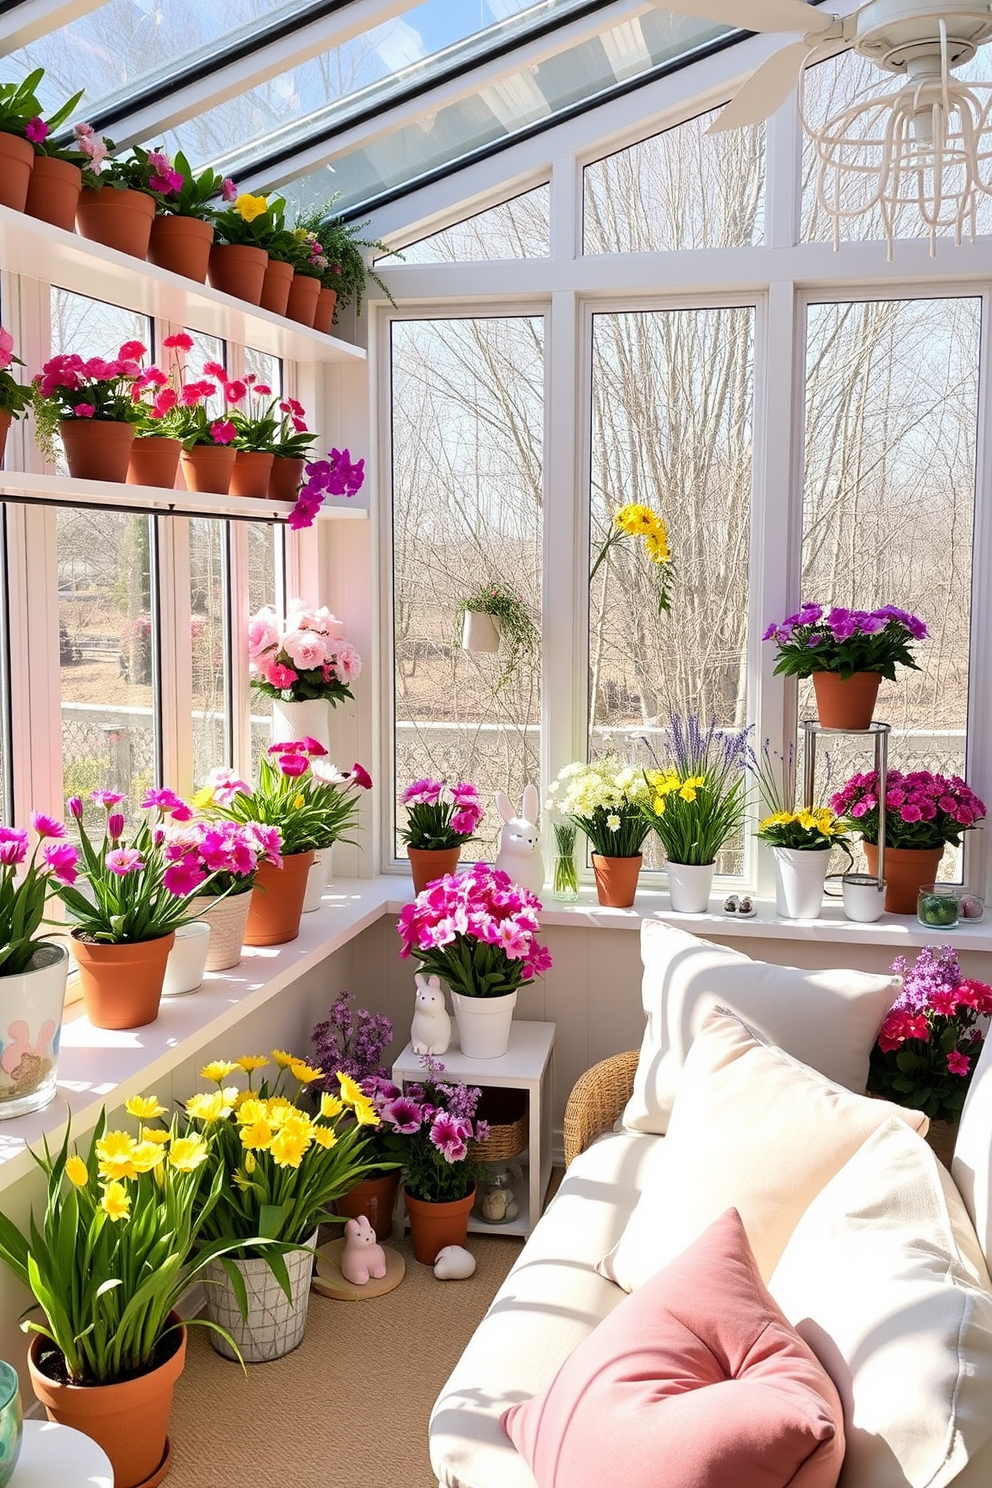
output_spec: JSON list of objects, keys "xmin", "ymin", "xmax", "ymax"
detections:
[
  {"xmin": 769, "ymin": 1118, "xmax": 992, "ymax": 1488},
  {"xmin": 622, "ymin": 919, "xmax": 901, "ymax": 1135},
  {"xmin": 601, "ymin": 1008, "xmax": 928, "ymax": 1292}
]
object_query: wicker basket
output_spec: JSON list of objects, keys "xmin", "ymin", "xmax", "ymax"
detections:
[
  {"xmin": 469, "ymin": 1085, "xmax": 528, "ymax": 1162},
  {"xmin": 190, "ymin": 889, "xmax": 252, "ymax": 971}
]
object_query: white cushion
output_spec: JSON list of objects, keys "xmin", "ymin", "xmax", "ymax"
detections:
[
  {"xmin": 769, "ymin": 1119, "xmax": 992, "ymax": 1488},
  {"xmin": 601, "ymin": 1008, "xmax": 928, "ymax": 1292},
  {"xmin": 622, "ymin": 918, "xmax": 901, "ymax": 1135},
  {"xmin": 430, "ymin": 1128, "xmax": 668, "ymax": 1488},
  {"xmin": 952, "ymin": 1027, "xmax": 992, "ymax": 1272}
]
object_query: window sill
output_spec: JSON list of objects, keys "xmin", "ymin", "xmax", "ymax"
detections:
[{"xmin": 0, "ymin": 470, "xmax": 369, "ymax": 521}]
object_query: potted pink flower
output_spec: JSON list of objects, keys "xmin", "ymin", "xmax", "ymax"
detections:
[
  {"xmin": 248, "ymin": 599, "xmax": 362, "ymax": 748},
  {"xmin": 397, "ymin": 863, "xmax": 552, "ymax": 1058},
  {"xmin": 0, "ymin": 325, "xmax": 31, "ymax": 466},
  {"xmin": 398, "ymin": 777, "xmax": 484, "ymax": 894},
  {"xmin": 31, "ymin": 340, "xmax": 146, "ymax": 482},
  {"xmin": 167, "ymin": 818, "xmax": 282, "ymax": 970}
]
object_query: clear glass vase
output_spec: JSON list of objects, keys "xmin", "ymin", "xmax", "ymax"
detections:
[{"xmin": 551, "ymin": 851, "xmax": 579, "ymax": 901}]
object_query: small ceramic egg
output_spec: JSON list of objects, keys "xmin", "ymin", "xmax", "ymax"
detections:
[{"xmin": 433, "ymin": 1245, "xmax": 477, "ymax": 1280}]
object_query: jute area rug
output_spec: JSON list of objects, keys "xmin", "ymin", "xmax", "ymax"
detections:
[{"xmin": 167, "ymin": 1230, "xmax": 523, "ymax": 1488}]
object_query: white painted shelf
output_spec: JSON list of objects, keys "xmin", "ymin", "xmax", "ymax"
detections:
[
  {"xmin": 0, "ymin": 468, "xmax": 369, "ymax": 520},
  {"xmin": 0, "ymin": 203, "xmax": 366, "ymax": 367}
]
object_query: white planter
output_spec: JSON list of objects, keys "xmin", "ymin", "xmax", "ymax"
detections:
[
  {"xmin": 461, "ymin": 610, "xmax": 501, "ymax": 653},
  {"xmin": 666, "ymin": 861, "xmax": 715, "ymax": 914},
  {"xmin": 0, "ymin": 942, "xmax": 69, "ymax": 1120},
  {"xmin": 191, "ymin": 889, "xmax": 252, "ymax": 971},
  {"xmin": 451, "ymin": 988, "xmax": 517, "ymax": 1059},
  {"xmin": 301, "ymin": 845, "xmax": 334, "ymax": 913},
  {"xmin": 271, "ymin": 696, "xmax": 332, "ymax": 752},
  {"xmin": 202, "ymin": 1228, "xmax": 317, "ymax": 1362},
  {"xmin": 161, "ymin": 922, "xmax": 211, "ymax": 996},
  {"xmin": 773, "ymin": 846, "xmax": 831, "ymax": 920}
]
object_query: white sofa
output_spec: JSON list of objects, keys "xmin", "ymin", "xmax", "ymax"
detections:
[{"xmin": 430, "ymin": 923, "xmax": 992, "ymax": 1488}]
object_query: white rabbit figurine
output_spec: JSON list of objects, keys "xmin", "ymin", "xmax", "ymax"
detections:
[
  {"xmin": 494, "ymin": 784, "xmax": 545, "ymax": 896},
  {"xmin": 410, "ymin": 972, "xmax": 451, "ymax": 1055}
]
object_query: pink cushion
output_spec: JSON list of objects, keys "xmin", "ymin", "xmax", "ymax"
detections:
[{"xmin": 501, "ymin": 1209, "xmax": 845, "ymax": 1488}]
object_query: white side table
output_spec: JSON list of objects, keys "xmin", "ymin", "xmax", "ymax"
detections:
[
  {"xmin": 13, "ymin": 1420, "xmax": 112, "ymax": 1487},
  {"xmin": 392, "ymin": 1020, "xmax": 555, "ymax": 1238}
]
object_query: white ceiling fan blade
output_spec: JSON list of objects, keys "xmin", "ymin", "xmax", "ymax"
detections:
[
  {"xmin": 657, "ymin": 0, "xmax": 838, "ymax": 36},
  {"xmin": 707, "ymin": 38, "xmax": 817, "ymax": 130}
]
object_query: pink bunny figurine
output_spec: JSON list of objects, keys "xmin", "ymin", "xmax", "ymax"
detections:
[{"xmin": 340, "ymin": 1215, "xmax": 387, "ymax": 1286}]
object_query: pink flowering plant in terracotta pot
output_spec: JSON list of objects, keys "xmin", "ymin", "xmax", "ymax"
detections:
[
  {"xmin": 0, "ymin": 325, "xmax": 32, "ymax": 421},
  {"xmin": 195, "ymin": 742, "xmax": 370, "ymax": 858},
  {"xmin": 372, "ymin": 1053, "xmax": 490, "ymax": 1203},
  {"xmin": 31, "ymin": 339, "xmax": 146, "ymax": 462},
  {"xmin": 51, "ymin": 788, "xmax": 239, "ymax": 943},
  {"xmin": 163, "ymin": 818, "xmax": 282, "ymax": 898},
  {"xmin": 397, "ymin": 864, "xmax": 552, "ymax": 999},
  {"xmin": 869, "ymin": 946, "xmax": 992, "ymax": 1121},
  {"xmin": 131, "ymin": 333, "xmax": 243, "ymax": 449},
  {"xmin": 763, "ymin": 603, "xmax": 928, "ymax": 680},
  {"xmin": 830, "ymin": 769, "xmax": 987, "ymax": 849},
  {"xmin": 398, "ymin": 778, "xmax": 483, "ymax": 851},
  {"xmin": 248, "ymin": 601, "xmax": 362, "ymax": 707}
]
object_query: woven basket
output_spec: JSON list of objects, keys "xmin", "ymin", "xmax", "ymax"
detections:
[
  {"xmin": 469, "ymin": 1086, "xmax": 528, "ymax": 1162},
  {"xmin": 191, "ymin": 889, "xmax": 252, "ymax": 971}
]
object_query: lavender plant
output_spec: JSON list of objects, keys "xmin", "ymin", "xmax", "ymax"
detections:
[
  {"xmin": 311, "ymin": 991, "xmax": 392, "ymax": 1091},
  {"xmin": 641, "ymin": 715, "xmax": 751, "ymax": 866}
]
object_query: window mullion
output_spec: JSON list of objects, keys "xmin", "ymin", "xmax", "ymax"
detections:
[
  {"xmin": 156, "ymin": 514, "xmax": 191, "ymax": 795},
  {"xmin": 228, "ymin": 521, "xmax": 252, "ymax": 779},
  {"xmin": 545, "ymin": 290, "xmax": 584, "ymax": 797}
]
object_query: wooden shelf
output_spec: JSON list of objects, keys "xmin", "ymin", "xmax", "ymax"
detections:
[
  {"xmin": 0, "ymin": 204, "xmax": 366, "ymax": 367},
  {"xmin": 0, "ymin": 469, "xmax": 368, "ymax": 521}
]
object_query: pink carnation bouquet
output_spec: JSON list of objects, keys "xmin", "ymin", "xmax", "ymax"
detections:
[
  {"xmin": 869, "ymin": 946, "xmax": 992, "ymax": 1122},
  {"xmin": 831, "ymin": 768, "xmax": 986, "ymax": 849},
  {"xmin": 398, "ymin": 778, "xmax": 483, "ymax": 850},
  {"xmin": 50, "ymin": 788, "xmax": 240, "ymax": 945},
  {"xmin": 397, "ymin": 863, "xmax": 552, "ymax": 999},
  {"xmin": 248, "ymin": 599, "xmax": 362, "ymax": 707}
]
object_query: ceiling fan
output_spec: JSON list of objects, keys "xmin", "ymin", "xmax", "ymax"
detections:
[{"xmin": 655, "ymin": 0, "xmax": 992, "ymax": 249}]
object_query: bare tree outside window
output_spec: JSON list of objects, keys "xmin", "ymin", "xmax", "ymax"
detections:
[
  {"xmin": 391, "ymin": 316, "xmax": 543, "ymax": 862},
  {"xmin": 377, "ymin": 186, "xmax": 550, "ymax": 265}
]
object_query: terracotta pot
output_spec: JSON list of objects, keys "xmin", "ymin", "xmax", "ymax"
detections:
[
  {"xmin": 230, "ymin": 449, "xmax": 274, "ymax": 498},
  {"xmin": 24, "ymin": 155, "xmax": 81, "ymax": 231},
  {"xmin": 812, "ymin": 671, "xmax": 882, "ymax": 731},
  {"xmin": 405, "ymin": 1186, "xmax": 476, "ymax": 1266},
  {"xmin": 127, "ymin": 436, "xmax": 181, "ymax": 489},
  {"xmin": 314, "ymin": 287, "xmax": 338, "ymax": 335},
  {"xmin": 864, "ymin": 843, "xmax": 944, "ymax": 916},
  {"xmin": 71, "ymin": 931, "xmax": 175, "ymax": 1030},
  {"xmin": 76, "ymin": 186, "xmax": 155, "ymax": 258},
  {"xmin": 335, "ymin": 1172, "xmax": 401, "ymax": 1242},
  {"xmin": 286, "ymin": 272, "xmax": 321, "ymax": 328},
  {"xmin": 207, "ymin": 243, "xmax": 267, "ymax": 305},
  {"xmin": 259, "ymin": 257, "xmax": 293, "ymax": 315},
  {"xmin": 408, "ymin": 846, "xmax": 461, "ymax": 897},
  {"xmin": 244, "ymin": 851, "xmax": 314, "ymax": 946},
  {"xmin": 180, "ymin": 443, "xmax": 235, "ymax": 495},
  {"xmin": 147, "ymin": 213, "xmax": 214, "ymax": 282},
  {"xmin": 0, "ymin": 410, "xmax": 10, "ymax": 468},
  {"xmin": 925, "ymin": 1118, "xmax": 959, "ymax": 1169},
  {"xmin": 28, "ymin": 1316, "xmax": 185, "ymax": 1488},
  {"xmin": 190, "ymin": 888, "xmax": 253, "ymax": 971},
  {"xmin": 0, "ymin": 132, "xmax": 35, "ymax": 212},
  {"xmin": 269, "ymin": 455, "xmax": 306, "ymax": 502},
  {"xmin": 59, "ymin": 419, "xmax": 135, "ymax": 482},
  {"xmin": 592, "ymin": 853, "xmax": 642, "ymax": 908}
]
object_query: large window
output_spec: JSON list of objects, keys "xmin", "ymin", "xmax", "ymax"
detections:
[{"xmin": 390, "ymin": 316, "xmax": 544, "ymax": 862}]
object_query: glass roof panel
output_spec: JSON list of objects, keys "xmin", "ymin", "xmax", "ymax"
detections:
[
  {"xmin": 278, "ymin": 10, "xmax": 730, "ymax": 217},
  {"xmin": 149, "ymin": 0, "xmax": 608, "ymax": 172}
]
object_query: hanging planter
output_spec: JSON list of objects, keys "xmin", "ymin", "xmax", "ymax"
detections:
[
  {"xmin": 180, "ymin": 443, "xmax": 235, "ymax": 495},
  {"xmin": 285, "ymin": 272, "xmax": 321, "ymax": 328},
  {"xmin": 456, "ymin": 584, "xmax": 539, "ymax": 694},
  {"xmin": 0, "ymin": 132, "xmax": 35, "ymax": 212},
  {"xmin": 70, "ymin": 931, "xmax": 174, "ymax": 1030},
  {"xmin": 201, "ymin": 1231, "xmax": 317, "ymax": 1363},
  {"xmin": 126, "ymin": 435, "xmax": 181, "ymax": 489},
  {"xmin": 59, "ymin": 419, "xmax": 135, "ymax": 482},
  {"xmin": 314, "ymin": 287, "xmax": 337, "ymax": 335},
  {"xmin": 0, "ymin": 942, "xmax": 69, "ymax": 1121},
  {"xmin": 259, "ymin": 257, "xmax": 293, "ymax": 316},
  {"xmin": 462, "ymin": 610, "xmax": 501, "ymax": 653},
  {"xmin": 229, "ymin": 449, "xmax": 274, "ymax": 498},
  {"xmin": 146, "ymin": 214, "xmax": 214, "ymax": 282},
  {"xmin": 244, "ymin": 851, "xmax": 314, "ymax": 946},
  {"xmin": 76, "ymin": 186, "xmax": 155, "ymax": 258},
  {"xmin": 24, "ymin": 155, "xmax": 81, "ymax": 231},
  {"xmin": 207, "ymin": 243, "xmax": 267, "ymax": 304}
]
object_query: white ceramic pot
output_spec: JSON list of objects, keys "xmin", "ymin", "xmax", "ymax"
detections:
[
  {"xmin": 0, "ymin": 942, "xmax": 69, "ymax": 1120},
  {"xmin": 841, "ymin": 872, "xmax": 886, "ymax": 923},
  {"xmin": 161, "ymin": 922, "xmax": 211, "ymax": 996},
  {"xmin": 451, "ymin": 988, "xmax": 517, "ymax": 1059},
  {"xmin": 666, "ymin": 861, "xmax": 715, "ymax": 914},
  {"xmin": 191, "ymin": 889, "xmax": 252, "ymax": 971},
  {"xmin": 271, "ymin": 696, "xmax": 332, "ymax": 752},
  {"xmin": 202, "ymin": 1228, "xmax": 317, "ymax": 1362},
  {"xmin": 461, "ymin": 610, "xmax": 501, "ymax": 653},
  {"xmin": 301, "ymin": 845, "xmax": 334, "ymax": 913},
  {"xmin": 773, "ymin": 846, "xmax": 830, "ymax": 920}
]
